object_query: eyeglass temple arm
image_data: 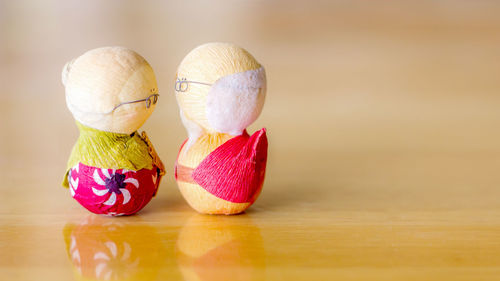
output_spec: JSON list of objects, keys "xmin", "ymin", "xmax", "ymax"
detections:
[
  {"xmin": 187, "ymin": 81, "xmax": 212, "ymax": 86},
  {"xmin": 175, "ymin": 80, "xmax": 213, "ymax": 92},
  {"xmin": 176, "ymin": 80, "xmax": 212, "ymax": 86},
  {"xmin": 105, "ymin": 94, "xmax": 159, "ymax": 114}
]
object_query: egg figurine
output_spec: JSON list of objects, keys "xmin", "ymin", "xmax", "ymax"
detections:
[
  {"xmin": 61, "ymin": 47, "xmax": 165, "ymax": 216},
  {"xmin": 174, "ymin": 42, "xmax": 268, "ymax": 215}
]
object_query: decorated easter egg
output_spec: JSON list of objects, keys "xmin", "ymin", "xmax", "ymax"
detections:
[
  {"xmin": 174, "ymin": 43, "xmax": 268, "ymax": 215},
  {"xmin": 61, "ymin": 47, "xmax": 165, "ymax": 216}
]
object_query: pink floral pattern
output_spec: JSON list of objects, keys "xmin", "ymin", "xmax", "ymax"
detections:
[{"xmin": 68, "ymin": 163, "xmax": 160, "ymax": 216}]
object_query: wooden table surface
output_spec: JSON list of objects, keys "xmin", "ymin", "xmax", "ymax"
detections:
[{"xmin": 1, "ymin": 1, "xmax": 500, "ymax": 280}]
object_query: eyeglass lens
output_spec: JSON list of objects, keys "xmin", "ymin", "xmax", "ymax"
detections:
[
  {"xmin": 146, "ymin": 94, "xmax": 159, "ymax": 108},
  {"xmin": 175, "ymin": 80, "xmax": 188, "ymax": 92}
]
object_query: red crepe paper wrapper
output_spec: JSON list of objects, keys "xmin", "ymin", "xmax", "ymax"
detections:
[
  {"xmin": 176, "ymin": 128, "xmax": 268, "ymax": 205},
  {"xmin": 68, "ymin": 163, "xmax": 160, "ymax": 216}
]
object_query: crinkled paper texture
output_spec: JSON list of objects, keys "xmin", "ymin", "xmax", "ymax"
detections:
[
  {"xmin": 68, "ymin": 163, "xmax": 160, "ymax": 216},
  {"xmin": 62, "ymin": 122, "xmax": 154, "ymax": 188},
  {"xmin": 176, "ymin": 128, "xmax": 268, "ymax": 203}
]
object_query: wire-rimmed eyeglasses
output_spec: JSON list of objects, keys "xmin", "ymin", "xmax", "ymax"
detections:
[
  {"xmin": 175, "ymin": 78, "xmax": 212, "ymax": 92},
  {"xmin": 102, "ymin": 93, "xmax": 159, "ymax": 114}
]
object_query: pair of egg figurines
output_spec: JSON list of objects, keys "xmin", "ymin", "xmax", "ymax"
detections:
[{"xmin": 61, "ymin": 43, "xmax": 268, "ymax": 216}]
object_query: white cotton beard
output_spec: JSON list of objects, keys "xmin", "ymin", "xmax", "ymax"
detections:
[{"xmin": 206, "ymin": 67, "xmax": 266, "ymax": 136}]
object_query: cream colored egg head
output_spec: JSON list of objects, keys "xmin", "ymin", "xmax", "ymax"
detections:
[
  {"xmin": 176, "ymin": 42, "xmax": 266, "ymax": 136},
  {"xmin": 62, "ymin": 47, "xmax": 159, "ymax": 134}
]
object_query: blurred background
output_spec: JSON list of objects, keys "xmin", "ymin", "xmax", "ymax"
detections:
[
  {"xmin": 1, "ymin": 0, "xmax": 499, "ymax": 209},
  {"xmin": 1, "ymin": 0, "xmax": 500, "ymax": 280}
]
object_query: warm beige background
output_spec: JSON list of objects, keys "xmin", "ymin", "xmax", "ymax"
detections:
[{"xmin": 1, "ymin": 1, "xmax": 500, "ymax": 280}]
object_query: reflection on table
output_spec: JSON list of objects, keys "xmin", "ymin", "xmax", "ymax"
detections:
[
  {"xmin": 176, "ymin": 214, "xmax": 265, "ymax": 281},
  {"xmin": 63, "ymin": 215, "xmax": 167, "ymax": 281}
]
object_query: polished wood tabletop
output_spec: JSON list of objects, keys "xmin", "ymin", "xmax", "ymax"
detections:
[{"xmin": 1, "ymin": 1, "xmax": 500, "ymax": 280}]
